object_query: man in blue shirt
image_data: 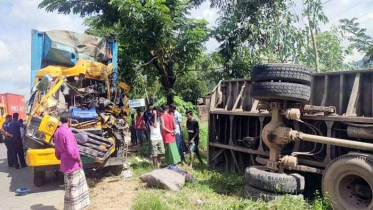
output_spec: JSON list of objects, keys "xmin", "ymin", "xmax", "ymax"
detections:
[
  {"xmin": 1, "ymin": 115, "xmax": 15, "ymax": 167},
  {"xmin": 8, "ymin": 113, "xmax": 26, "ymax": 169}
]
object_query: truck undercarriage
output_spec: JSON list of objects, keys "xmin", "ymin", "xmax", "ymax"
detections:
[{"xmin": 208, "ymin": 64, "xmax": 373, "ymax": 209}]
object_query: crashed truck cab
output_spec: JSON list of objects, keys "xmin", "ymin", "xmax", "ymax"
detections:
[{"xmin": 25, "ymin": 30, "xmax": 129, "ymax": 186}]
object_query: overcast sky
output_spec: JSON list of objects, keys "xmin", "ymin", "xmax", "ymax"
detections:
[{"xmin": 0, "ymin": 0, "xmax": 372, "ymax": 99}]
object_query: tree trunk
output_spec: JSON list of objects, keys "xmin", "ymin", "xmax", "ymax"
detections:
[
  {"xmin": 307, "ymin": 3, "xmax": 320, "ymax": 73},
  {"xmin": 160, "ymin": 75, "xmax": 176, "ymax": 104},
  {"xmin": 151, "ymin": 55, "xmax": 176, "ymax": 104}
]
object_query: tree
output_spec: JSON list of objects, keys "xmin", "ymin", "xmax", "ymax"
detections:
[
  {"xmin": 212, "ymin": 0, "xmax": 354, "ymax": 74},
  {"xmin": 303, "ymin": 0, "xmax": 328, "ymax": 72},
  {"xmin": 174, "ymin": 72, "xmax": 208, "ymax": 102},
  {"xmin": 39, "ymin": 0, "xmax": 210, "ymax": 104},
  {"xmin": 213, "ymin": 0, "xmax": 305, "ymax": 76},
  {"xmin": 339, "ymin": 18, "xmax": 373, "ymax": 67}
]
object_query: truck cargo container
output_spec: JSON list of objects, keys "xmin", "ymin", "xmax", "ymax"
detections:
[{"xmin": 0, "ymin": 93, "xmax": 26, "ymax": 120}]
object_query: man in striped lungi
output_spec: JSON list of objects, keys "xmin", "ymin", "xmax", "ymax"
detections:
[{"xmin": 54, "ymin": 112, "xmax": 90, "ymax": 210}]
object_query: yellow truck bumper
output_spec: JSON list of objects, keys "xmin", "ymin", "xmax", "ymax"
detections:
[{"xmin": 26, "ymin": 148, "xmax": 60, "ymax": 166}]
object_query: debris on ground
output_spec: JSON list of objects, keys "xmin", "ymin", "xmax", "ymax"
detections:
[
  {"xmin": 140, "ymin": 169, "xmax": 185, "ymax": 192},
  {"xmin": 166, "ymin": 165, "xmax": 195, "ymax": 183},
  {"xmin": 15, "ymin": 188, "xmax": 31, "ymax": 196},
  {"xmin": 121, "ymin": 170, "xmax": 133, "ymax": 179},
  {"xmin": 123, "ymin": 162, "xmax": 131, "ymax": 169}
]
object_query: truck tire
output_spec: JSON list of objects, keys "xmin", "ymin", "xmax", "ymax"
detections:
[
  {"xmin": 245, "ymin": 166, "xmax": 305, "ymax": 194},
  {"xmin": 244, "ymin": 184, "xmax": 304, "ymax": 202},
  {"xmin": 34, "ymin": 168, "xmax": 46, "ymax": 187},
  {"xmin": 244, "ymin": 184, "xmax": 279, "ymax": 202},
  {"xmin": 251, "ymin": 82, "xmax": 311, "ymax": 102},
  {"xmin": 108, "ymin": 138, "xmax": 126, "ymax": 175},
  {"xmin": 251, "ymin": 64, "xmax": 312, "ymax": 85},
  {"xmin": 322, "ymin": 154, "xmax": 373, "ymax": 210}
]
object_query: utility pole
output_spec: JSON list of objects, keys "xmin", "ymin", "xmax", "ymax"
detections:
[{"xmin": 306, "ymin": 0, "xmax": 320, "ymax": 73}]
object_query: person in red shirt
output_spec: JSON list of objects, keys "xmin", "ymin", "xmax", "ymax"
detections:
[
  {"xmin": 135, "ymin": 109, "xmax": 146, "ymax": 146},
  {"xmin": 160, "ymin": 105, "xmax": 181, "ymax": 165}
]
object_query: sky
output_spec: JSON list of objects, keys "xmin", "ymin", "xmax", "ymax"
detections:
[{"xmin": 0, "ymin": 0, "xmax": 373, "ymax": 99}]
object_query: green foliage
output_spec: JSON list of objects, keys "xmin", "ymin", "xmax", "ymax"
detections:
[
  {"xmin": 154, "ymin": 95, "xmax": 195, "ymax": 115},
  {"xmin": 174, "ymin": 72, "xmax": 208, "ymax": 102},
  {"xmin": 314, "ymin": 29, "xmax": 355, "ymax": 71},
  {"xmin": 213, "ymin": 0, "xmax": 309, "ymax": 75},
  {"xmin": 212, "ymin": 0, "xmax": 358, "ymax": 74},
  {"xmin": 312, "ymin": 191, "xmax": 330, "ymax": 210},
  {"xmin": 339, "ymin": 18, "xmax": 373, "ymax": 67},
  {"xmin": 193, "ymin": 52, "xmax": 225, "ymax": 90},
  {"xmin": 197, "ymin": 121, "xmax": 208, "ymax": 152}
]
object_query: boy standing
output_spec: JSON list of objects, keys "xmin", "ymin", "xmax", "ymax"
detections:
[
  {"xmin": 150, "ymin": 107, "xmax": 165, "ymax": 168},
  {"xmin": 186, "ymin": 111, "xmax": 203, "ymax": 169}
]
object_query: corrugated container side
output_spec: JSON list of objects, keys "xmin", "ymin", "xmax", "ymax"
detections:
[{"xmin": 0, "ymin": 93, "xmax": 26, "ymax": 120}]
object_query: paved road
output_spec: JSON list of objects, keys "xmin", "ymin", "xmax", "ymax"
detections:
[{"xmin": 0, "ymin": 143, "xmax": 64, "ymax": 210}]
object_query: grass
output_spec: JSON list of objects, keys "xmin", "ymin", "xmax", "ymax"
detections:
[
  {"xmin": 131, "ymin": 162, "xmax": 328, "ymax": 210},
  {"xmin": 128, "ymin": 120, "xmax": 329, "ymax": 210}
]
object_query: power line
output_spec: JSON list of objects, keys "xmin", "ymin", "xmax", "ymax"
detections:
[
  {"xmin": 329, "ymin": 0, "xmax": 366, "ymax": 21},
  {"xmin": 357, "ymin": 10, "xmax": 373, "ymax": 20},
  {"xmin": 322, "ymin": 0, "xmax": 333, "ymax": 5},
  {"xmin": 360, "ymin": 17, "xmax": 372, "ymax": 25}
]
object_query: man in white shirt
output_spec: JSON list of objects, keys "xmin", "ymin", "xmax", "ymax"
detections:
[{"xmin": 150, "ymin": 107, "xmax": 165, "ymax": 168}]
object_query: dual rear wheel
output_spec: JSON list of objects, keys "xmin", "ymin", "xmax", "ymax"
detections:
[{"xmin": 250, "ymin": 63, "xmax": 312, "ymax": 103}]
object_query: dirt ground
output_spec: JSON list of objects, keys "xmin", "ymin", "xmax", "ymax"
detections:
[{"xmin": 87, "ymin": 174, "xmax": 140, "ymax": 210}]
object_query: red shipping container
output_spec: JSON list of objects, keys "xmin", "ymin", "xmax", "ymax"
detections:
[{"xmin": 0, "ymin": 93, "xmax": 26, "ymax": 120}]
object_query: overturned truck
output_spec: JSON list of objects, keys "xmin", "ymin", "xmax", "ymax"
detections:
[
  {"xmin": 208, "ymin": 64, "xmax": 373, "ymax": 209},
  {"xmin": 25, "ymin": 30, "xmax": 130, "ymax": 186}
]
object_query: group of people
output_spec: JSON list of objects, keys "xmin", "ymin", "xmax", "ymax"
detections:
[
  {"xmin": 131, "ymin": 104, "xmax": 203, "ymax": 169},
  {"xmin": 0, "ymin": 113, "xmax": 27, "ymax": 169}
]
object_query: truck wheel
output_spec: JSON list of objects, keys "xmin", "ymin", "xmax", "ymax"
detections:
[
  {"xmin": 322, "ymin": 154, "xmax": 373, "ymax": 210},
  {"xmin": 251, "ymin": 64, "xmax": 312, "ymax": 85},
  {"xmin": 251, "ymin": 82, "xmax": 311, "ymax": 102},
  {"xmin": 244, "ymin": 184, "xmax": 303, "ymax": 202},
  {"xmin": 108, "ymin": 165, "xmax": 124, "ymax": 175},
  {"xmin": 34, "ymin": 169, "xmax": 46, "ymax": 187},
  {"xmin": 245, "ymin": 166, "xmax": 305, "ymax": 194},
  {"xmin": 108, "ymin": 139, "xmax": 126, "ymax": 175}
]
